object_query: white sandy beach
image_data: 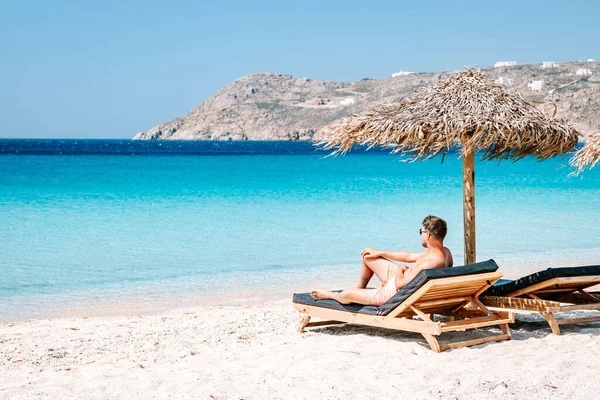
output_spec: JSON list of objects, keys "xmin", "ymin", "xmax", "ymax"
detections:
[{"xmin": 2, "ymin": 297, "xmax": 600, "ymax": 400}]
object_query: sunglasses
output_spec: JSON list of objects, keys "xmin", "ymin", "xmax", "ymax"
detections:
[{"xmin": 419, "ymin": 228, "xmax": 429, "ymax": 235}]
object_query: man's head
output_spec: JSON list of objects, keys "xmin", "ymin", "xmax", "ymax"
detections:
[{"xmin": 420, "ymin": 215, "xmax": 447, "ymax": 247}]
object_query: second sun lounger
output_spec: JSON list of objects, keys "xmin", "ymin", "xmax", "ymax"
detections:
[
  {"xmin": 293, "ymin": 259, "xmax": 514, "ymax": 353},
  {"xmin": 481, "ymin": 265, "xmax": 600, "ymax": 335}
]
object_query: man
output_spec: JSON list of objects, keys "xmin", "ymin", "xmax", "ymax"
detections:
[{"xmin": 310, "ymin": 215, "xmax": 453, "ymax": 306}]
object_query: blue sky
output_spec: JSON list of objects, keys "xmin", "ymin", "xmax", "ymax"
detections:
[{"xmin": 1, "ymin": 0, "xmax": 598, "ymax": 139}]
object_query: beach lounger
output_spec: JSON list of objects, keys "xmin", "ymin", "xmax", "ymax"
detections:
[
  {"xmin": 293, "ymin": 260, "xmax": 514, "ymax": 353},
  {"xmin": 481, "ymin": 265, "xmax": 600, "ymax": 335}
]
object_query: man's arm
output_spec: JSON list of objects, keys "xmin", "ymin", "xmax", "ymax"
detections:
[
  {"xmin": 362, "ymin": 248, "xmax": 423, "ymax": 263},
  {"xmin": 381, "ymin": 251, "xmax": 423, "ymax": 263}
]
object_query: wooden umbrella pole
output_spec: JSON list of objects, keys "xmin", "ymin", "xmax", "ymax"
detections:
[{"xmin": 462, "ymin": 150, "xmax": 476, "ymax": 265}]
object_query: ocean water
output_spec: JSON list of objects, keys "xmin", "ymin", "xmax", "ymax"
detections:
[{"xmin": 1, "ymin": 140, "xmax": 599, "ymax": 321}]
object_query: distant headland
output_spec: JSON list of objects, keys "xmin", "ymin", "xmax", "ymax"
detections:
[{"xmin": 134, "ymin": 60, "xmax": 599, "ymax": 141}]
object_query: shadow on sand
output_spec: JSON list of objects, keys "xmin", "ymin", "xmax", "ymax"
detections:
[{"xmin": 305, "ymin": 311, "xmax": 600, "ymax": 351}]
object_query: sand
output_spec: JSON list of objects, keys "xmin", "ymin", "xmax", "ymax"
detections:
[{"xmin": 1, "ymin": 298, "xmax": 600, "ymax": 400}]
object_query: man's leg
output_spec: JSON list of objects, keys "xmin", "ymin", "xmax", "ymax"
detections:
[
  {"xmin": 310, "ymin": 288, "xmax": 375, "ymax": 305},
  {"xmin": 357, "ymin": 255, "xmax": 394, "ymax": 288}
]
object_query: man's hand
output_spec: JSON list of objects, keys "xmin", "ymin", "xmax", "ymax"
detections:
[{"xmin": 361, "ymin": 248, "xmax": 383, "ymax": 259}]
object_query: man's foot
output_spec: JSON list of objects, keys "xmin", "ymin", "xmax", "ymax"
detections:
[{"xmin": 310, "ymin": 289, "xmax": 335, "ymax": 301}]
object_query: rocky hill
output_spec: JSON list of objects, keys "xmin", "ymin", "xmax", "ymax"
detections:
[{"xmin": 134, "ymin": 61, "xmax": 600, "ymax": 141}]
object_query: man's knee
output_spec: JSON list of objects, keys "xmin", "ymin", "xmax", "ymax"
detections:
[
  {"xmin": 362, "ymin": 254, "xmax": 383, "ymax": 265},
  {"xmin": 362, "ymin": 253, "xmax": 375, "ymax": 262}
]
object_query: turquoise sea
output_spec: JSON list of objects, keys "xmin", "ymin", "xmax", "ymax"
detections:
[{"xmin": 1, "ymin": 140, "xmax": 599, "ymax": 321}]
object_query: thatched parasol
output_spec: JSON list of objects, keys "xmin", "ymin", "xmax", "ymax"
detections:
[
  {"xmin": 571, "ymin": 134, "xmax": 600, "ymax": 174},
  {"xmin": 323, "ymin": 70, "xmax": 580, "ymax": 264}
]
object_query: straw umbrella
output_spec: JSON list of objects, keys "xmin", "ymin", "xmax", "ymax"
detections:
[
  {"xmin": 571, "ymin": 134, "xmax": 600, "ymax": 174},
  {"xmin": 322, "ymin": 70, "xmax": 580, "ymax": 265}
]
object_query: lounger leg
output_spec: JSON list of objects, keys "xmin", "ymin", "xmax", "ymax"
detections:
[
  {"xmin": 493, "ymin": 311, "xmax": 514, "ymax": 339},
  {"xmin": 500, "ymin": 324, "xmax": 513, "ymax": 339},
  {"xmin": 298, "ymin": 314, "xmax": 311, "ymax": 333},
  {"xmin": 541, "ymin": 311, "xmax": 561, "ymax": 335},
  {"xmin": 421, "ymin": 333, "xmax": 441, "ymax": 353}
]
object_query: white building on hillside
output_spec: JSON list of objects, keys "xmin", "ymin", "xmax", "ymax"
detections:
[
  {"xmin": 392, "ymin": 71, "xmax": 413, "ymax": 77},
  {"xmin": 340, "ymin": 98, "xmax": 356, "ymax": 106},
  {"xmin": 495, "ymin": 77, "xmax": 514, "ymax": 86},
  {"xmin": 576, "ymin": 68, "xmax": 593, "ymax": 76},
  {"xmin": 527, "ymin": 80, "xmax": 545, "ymax": 91},
  {"xmin": 542, "ymin": 61, "xmax": 559, "ymax": 69},
  {"xmin": 494, "ymin": 61, "xmax": 517, "ymax": 68},
  {"xmin": 587, "ymin": 59, "xmax": 596, "ymax": 62}
]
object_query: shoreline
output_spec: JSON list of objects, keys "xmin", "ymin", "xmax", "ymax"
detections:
[
  {"xmin": 3, "ymin": 247, "xmax": 600, "ymax": 324},
  {"xmin": 2, "ymin": 252, "xmax": 600, "ymax": 399}
]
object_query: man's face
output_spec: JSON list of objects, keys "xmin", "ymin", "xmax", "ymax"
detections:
[{"xmin": 420, "ymin": 227, "xmax": 429, "ymax": 247}]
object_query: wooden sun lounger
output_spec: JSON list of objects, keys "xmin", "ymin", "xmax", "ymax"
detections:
[
  {"xmin": 293, "ymin": 261, "xmax": 513, "ymax": 353},
  {"xmin": 481, "ymin": 269, "xmax": 600, "ymax": 335}
]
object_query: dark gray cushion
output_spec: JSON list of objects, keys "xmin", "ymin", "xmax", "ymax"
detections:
[
  {"xmin": 484, "ymin": 265, "xmax": 600, "ymax": 296},
  {"xmin": 378, "ymin": 259, "xmax": 499, "ymax": 315},
  {"xmin": 292, "ymin": 291, "xmax": 380, "ymax": 315},
  {"xmin": 293, "ymin": 259, "xmax": 499, "ymax": 316}
]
